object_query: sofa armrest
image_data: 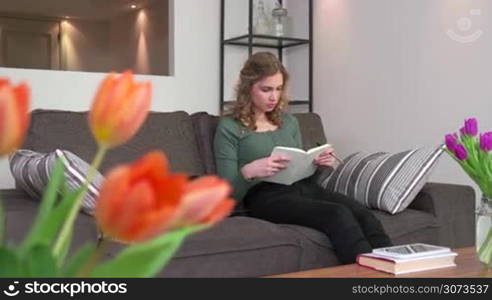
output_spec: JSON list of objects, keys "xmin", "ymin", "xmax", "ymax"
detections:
[{"xmin": 408, "ymin": 182, "xmax": 475, "ymax": 248}]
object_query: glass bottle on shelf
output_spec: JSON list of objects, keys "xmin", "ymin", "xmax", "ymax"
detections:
[
  {"xmin": 272, "ymin": 1, "xmax": 288, "ymax": 36},
  {"xmin": 254, "ymin": 0, "xmax": 271, "ymax": 35}
]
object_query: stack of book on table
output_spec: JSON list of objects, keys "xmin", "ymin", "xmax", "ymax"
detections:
[{"xmin": 357, "ymin": 243, "xmax": 458, "ymax": 275}]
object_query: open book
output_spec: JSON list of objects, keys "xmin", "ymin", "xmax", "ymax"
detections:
[{"xmin": 262, "ymin": 143, "xmax": 331, "ymax": 185}]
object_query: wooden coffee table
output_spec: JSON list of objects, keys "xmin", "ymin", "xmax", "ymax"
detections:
[{"xmin": 269, "ymin": 247, "xmax": 492, "ymax": 278}]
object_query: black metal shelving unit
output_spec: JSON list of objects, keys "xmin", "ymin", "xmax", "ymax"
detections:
[{"xmin": 220, "ymin": 0, "xmax": 313, "ymax": 112}]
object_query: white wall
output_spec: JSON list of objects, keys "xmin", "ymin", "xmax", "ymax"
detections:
[
  {"xmin": 0, "ymin": 0, "xmax": 220, "ymax": 188},
  {"xmin": 314, "ymin": 0, "xmax": 492, "ymax": 201}
]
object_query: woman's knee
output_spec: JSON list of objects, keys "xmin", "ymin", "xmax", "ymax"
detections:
[
  {"xmin": 316, "ymin": 203, "xmax": 357, "ymax": 227},
  {"xmin": 354, "ymin": 209, "xmax": 383, "ymax": 227}
]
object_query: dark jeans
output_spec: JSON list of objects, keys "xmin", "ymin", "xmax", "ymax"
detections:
[{"xmin": 243, "ymin": 177, "xmax": 392, "ymax": 264}]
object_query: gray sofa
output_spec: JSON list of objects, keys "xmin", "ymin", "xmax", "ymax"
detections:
[{"xmin": 1, "ymin": 109, "xmax": 475, "ymax": 277}]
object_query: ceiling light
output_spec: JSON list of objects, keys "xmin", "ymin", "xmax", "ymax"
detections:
[{"xmin": 131, "ymin": 4, "xmax": 137, "ymax": 9}]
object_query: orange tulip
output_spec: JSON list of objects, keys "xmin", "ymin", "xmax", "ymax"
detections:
[
  {"xmin": 0, "ymin": 78, "xmax": 30, "ymax": 157},
  {"xmin": 173, "ymin": 176, "xmax": 235, "ymax": 226},
  {"xmin": 95, "ymin": 151, "xmax": 234, "ymax": 243},
  {"xmin": 89, "ymin": 71, "xmax": 151, "ymax": 148}
]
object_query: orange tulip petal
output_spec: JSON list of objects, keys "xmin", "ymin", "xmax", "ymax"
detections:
[
  {"xmin": 112, "ymin": 82, "xmax": 151, "ymax": 144},
  {"xmin": 13, "ymin": 83, "xmax": 30, "ymax": 135},
  {"xmin": 185, "ymin": 176, "xmax": 231, "ymax": 199},
  {"xmin": 109, "ymin": 180, "xmax": 156, "ymax": 241},
  {"xmin": 154, "ymin": 174, "xmax": 188, "ymax": 207},
  {"xmin": 0, "ymin": 90, "xmax": 7, "ymax": 146},
  {"xmin": 178, "ymin": 176, "xmax": 232, "ymax": 223},
  {"xmin": 0, "ymin": 84, "xmax": 28, "ymax": 156},
  {"xmin": 113, "ymin": 71, "xmax": 134, "ymax": 100},
  {"xmin": 124, "ymin": 207, "xmax": 178, "ymax": 242},
  {"xmin": 200, "ymin": 198, "xmax": 235, "ymax": 225},
  {"xmin": 95, "ymin": 166, "xmax": 131, "ymax": 230},
  {"xmin": 102, "ymin": 71, "xmax": 135, "ymax": 126},
  {"xmin": 88, "ymin": 71, "xmax": 151, "ymax": 148},
  {"xmin": 89, "ymin": 73, "xmax": 117, "ymax": 125},
  {"xmin": 0, "ymin": 78, "xmax": 10, "ymax": 88},
  {"xmin": 129, "ymin": 151, "xmax": 169, "ymax": 182},
  {"xmin": 95, "ymin": 151, "xmax": 188, "ymax": 243}
]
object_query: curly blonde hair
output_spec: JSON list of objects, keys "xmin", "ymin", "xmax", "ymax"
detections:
[{"xmin": 229, "ymin": 52, "xmax": 290, "ymax": 131}]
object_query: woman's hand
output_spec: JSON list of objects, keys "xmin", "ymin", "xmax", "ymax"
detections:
[
  {"xmin": 241, "ymin": 155, "xmax": 290, "ymax": 180},
  {"xmin": 313, "ymin": 146, "xmax": 338, "ymax": 168}
]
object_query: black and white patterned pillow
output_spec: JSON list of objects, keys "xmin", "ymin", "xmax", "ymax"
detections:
[
  {"xmin": 317, "ymin": 146, "xmax": 444, "ymax": 214},
  {"xmin": 9, "ymin": 149, "xmax": 104, "ymax": 216}
]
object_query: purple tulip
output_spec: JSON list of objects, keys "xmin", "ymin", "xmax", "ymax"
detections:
[
  {"xmin": 445, "ymin": 134, "xmax": 459, "ymax": 152},
  {"xmin": 460, "ymin": 126, "xmax": 466, "ymax": 136},
  {"xmin": 480, "ymin": 132, "xmax": 492, "ymax": 152},
  {"xmin": 463, "ymin": 118, "xmax": 478, "ymax": 136},
  {"xmin": 454, "ymin": 144, "xmax": 468, "ymax": 161}
]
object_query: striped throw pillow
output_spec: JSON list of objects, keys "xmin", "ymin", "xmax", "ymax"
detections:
[
  {"xmin": 9, "ymin": 149, "xmax": 104, "ymax": 216},
  {"xmin": 318, "ymin": 146, "xmax": 444, "ymax": 214}
]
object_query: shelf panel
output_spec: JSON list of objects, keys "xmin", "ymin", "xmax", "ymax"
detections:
[
  {"xmin": 289, "ymin": 100, "xmax": 310, "ymax": 105},
  {"xmin": 223, "ymin": 100, "xmax": 309, "ymax": 106},
  {"xmin": 223, "ymin": 34, "xmax": 310, "ymax": 49}
]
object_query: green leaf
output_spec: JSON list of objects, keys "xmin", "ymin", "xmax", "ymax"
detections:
[
  {"xmin": 57, "ymin": 228, "xmax": 73, "ymax": 267},
  {"xmin": 46, "ymin": 189, "xmax": 84, "ymax": 237},
  {"xmin": 19, "ymin": 160, "xmax": 66, "ymax": 254},
  {"xmin": 0, "ymin": 200, "xmax": 4, "ymax": 246},
  {"xmin": 62, "ymin": 243, "xmax": 96, "ymax": 277},
  {"xmin": 34, "ymin": 160, "xmax": 65, "ymax": 222},
  {"xmin": 52, "ymin": 185, "xmax": 89, "ymax": 257},
  {"xmin": 0, "ymin": 247, "xmax": 22, "ymax": 277},
  {"xmin": 22, "ymin": 187, "xmax": 86, "ymax": 261},
  {"xmin": 23, "ymin": 244, "xmax": 59, "ymax": 277},
  {"xmin": 91, "ymin": 225, "xmax": 206, "ymax": 278}
]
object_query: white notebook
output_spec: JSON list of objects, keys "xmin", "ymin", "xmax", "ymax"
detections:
[{"xmin": 262, "ymin": 143, "xmax": 332, "ymax": 185}]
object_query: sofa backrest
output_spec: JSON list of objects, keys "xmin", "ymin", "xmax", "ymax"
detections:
[
  {"xmin": 293, "ymin": 113, "xmax": 328, "ymax": 150},
  {"xmin": 191, "ymin": 112, "xmax": 220, "ymax": 174},
  {"xmin": 190, "ymin": 112, "xmax": 328, "ymax": 174},
  {"xmin": 23, "ymin": 109, "xmax": 206, "ymax": 176},
  {"xmin": 22, "ymin": 109, "xmax": 327, "ymax": 177}
]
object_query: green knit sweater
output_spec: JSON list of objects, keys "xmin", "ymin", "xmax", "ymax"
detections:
[{"xmin": 213, "ymin": 113, "xmax": 303, "ymax": 202}]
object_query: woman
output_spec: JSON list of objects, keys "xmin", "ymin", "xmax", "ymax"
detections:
[{"xmin": 213, "ymin": 52, "xmax": 391, "ymax": 264}]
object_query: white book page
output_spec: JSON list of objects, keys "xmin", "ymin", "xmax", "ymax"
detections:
[
  {"xmin": 363, "ymin": 251, "xmax": 457, "ymax": 263},
  {"xmin": 263, "ymin": 144, "xmax": 331, "ymax": 185}
]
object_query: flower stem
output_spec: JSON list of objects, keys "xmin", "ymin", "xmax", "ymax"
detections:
[
  {"xmin": 53, "ymin": 145, "xmax": 108, "ymax": 257},
  {"xmin": 0, "ymin": 193, "xmax": 4, "ymax": 246},
  {"xmin": 77, "ymin": 238, "xmax": 109, "ymax": 277},
  {"xmin": 478, "ymin": 227, "xmax": 492, "ymax": 266}
]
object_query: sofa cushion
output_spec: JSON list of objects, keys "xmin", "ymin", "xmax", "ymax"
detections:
[
  {"xmin": 279, "ymin": 224, "xmax": 340, "ymax": 268},
  {"xmin": 1, "ymin": 189, "xmax": 98, "ymax": 253},
  {"xmin": 9, "ymin": 149, "xmax": 104, "ymax": 215},
  {"xmin": 102, "ymin": 216, "xmax": 308, "ymax": 277},
  {"xmin": 319, "ymin": 146, "xmax": 444, "ymax": 214},
  {"xmin": 281, "ymin": 207, "xmax": 440, "ymax": 263},
  {"xmin": 23, "ymin": 109, "xmax": 205, "ymax": 176},
  {"xmin": 373, "ymin": 208, "xmax": 440, "ymax": 246}
]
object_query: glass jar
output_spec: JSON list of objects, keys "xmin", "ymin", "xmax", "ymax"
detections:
[
  {"xmin": 254, "ymin": 0, "xmax": 271, "ymax": 35},
  {"xmin": 476, "ymin": 195, "xmax": 492, "ymax": 267},
  {"xmin": 272, "ymin": 2, "xmax": 288, "ymax": 36}
]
